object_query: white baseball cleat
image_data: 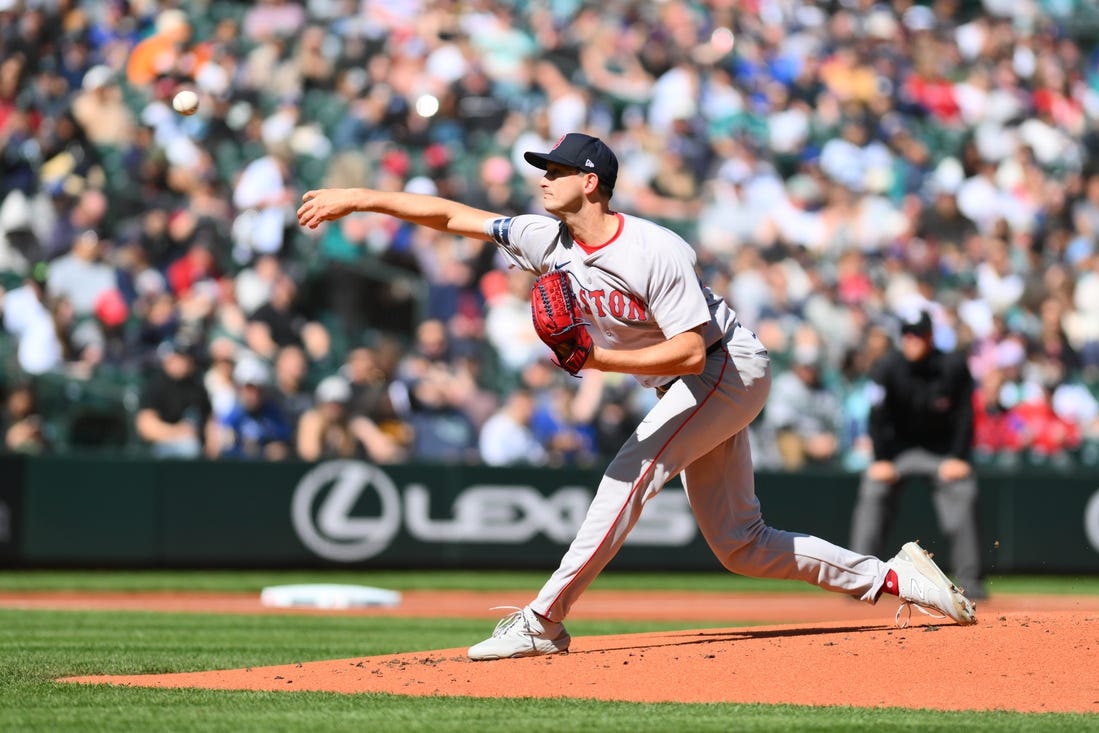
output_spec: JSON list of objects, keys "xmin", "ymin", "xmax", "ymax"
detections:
[
  {"xmin": 886, "ymin": 541, "xmax": 978, "ymax": 627},
  {"xmin": 467, "ymin": 606, "xmax": 571, "ymax": 661}
]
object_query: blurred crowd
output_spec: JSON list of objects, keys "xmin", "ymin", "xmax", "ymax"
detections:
[{"xmin": 1, "ymin": 0, "xmax": 1099, "ymax": 470}]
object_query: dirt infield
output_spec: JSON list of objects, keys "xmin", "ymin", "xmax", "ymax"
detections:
[{"xmin": 10, "ymin": 590, "xmax": 1096, "ymax": 713}]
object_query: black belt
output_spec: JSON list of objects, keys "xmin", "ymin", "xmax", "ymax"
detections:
[{"xmin": 654, "ymin": 340, "xmax": 726, "ymax": 397}]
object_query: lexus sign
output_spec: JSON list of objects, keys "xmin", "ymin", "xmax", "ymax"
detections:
[{"xmin": 291, "ymin": 460, "xmax": 697, "ymax": 562}]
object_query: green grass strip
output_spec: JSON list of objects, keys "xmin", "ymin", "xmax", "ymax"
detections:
[{"xmin": 1, "ymin": 569, "xmax": 1097, "ymax": 595}]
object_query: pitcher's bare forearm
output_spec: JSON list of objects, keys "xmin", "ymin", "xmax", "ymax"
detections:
[
  {"xmin": 587, "ymin": 327, "xmax": 707, "ymax": 376},
  {"xmin": 298, "ymin": 188, "xmax": 499, "ymax": 240}
]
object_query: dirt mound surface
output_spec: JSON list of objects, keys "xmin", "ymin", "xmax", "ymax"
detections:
[{"xmin": 46, "ymin": 589, "xmax": 1099, "ymax": 713}]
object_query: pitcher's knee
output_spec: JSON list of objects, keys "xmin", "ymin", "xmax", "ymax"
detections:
[
  {"xmin": 717, "ymin": 548, "xmax": 755, "ymax": 575},
  {"xmin": 712, "ymin": 523, "xmax": 773, "ymax": 575}
]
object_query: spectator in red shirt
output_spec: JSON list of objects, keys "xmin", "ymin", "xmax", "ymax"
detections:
[{"xmin": 167, "ymin": 236, "xmax": 219, "ymax": 298}]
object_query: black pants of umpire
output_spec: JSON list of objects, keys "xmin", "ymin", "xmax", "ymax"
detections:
[{"xmin": 849, "ymin": 447, "xmax": 984, "ymax": 597}]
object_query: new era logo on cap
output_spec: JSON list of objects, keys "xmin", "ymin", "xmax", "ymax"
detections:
[{"xmin": 525, "ymin": 133, "xmax": 619, "ymax": 192}]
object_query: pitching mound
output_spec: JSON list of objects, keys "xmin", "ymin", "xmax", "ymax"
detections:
[{"xmin": 61, "ymin": 606, "xmax": 1099, "ymax": 712}]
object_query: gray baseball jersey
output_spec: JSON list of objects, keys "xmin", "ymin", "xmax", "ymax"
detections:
[
  {"xmin": 488, "ymin": 213, "xmax": 736, "ymax": 388},
  {"xmin": 485, "ymin": 213, "xmax": 888, "ymax": 622}
]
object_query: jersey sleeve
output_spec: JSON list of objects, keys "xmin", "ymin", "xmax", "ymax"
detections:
[
  {"xmin": 645, "ymin": 241, "xmax": 712, "ymax": 339},
  {"xmin": 484, "ymin": 215, "xmax": 561, "ymax": 274}
]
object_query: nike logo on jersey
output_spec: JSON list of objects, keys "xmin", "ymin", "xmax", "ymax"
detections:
[{"xmin": 553, "ymin": 261, "xmax": 568, "ymax": 270}]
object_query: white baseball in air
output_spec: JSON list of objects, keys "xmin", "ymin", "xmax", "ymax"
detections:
[
  {"xmin": 711, "ymin": 27, "xmax": 735, "ymax": 55},
  {"xmin": 172, "ymin": 89, "xmax": 199, "ymax": 116}
]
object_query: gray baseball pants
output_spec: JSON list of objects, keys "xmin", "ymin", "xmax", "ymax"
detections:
[{"xmin": 530, "ymin": 325, "xmax": 888, "ymax": 622}]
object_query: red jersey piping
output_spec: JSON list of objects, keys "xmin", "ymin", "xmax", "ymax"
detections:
[{"xmin": 574, "ymin": 213, "xmax": 624, "ymax": 255}]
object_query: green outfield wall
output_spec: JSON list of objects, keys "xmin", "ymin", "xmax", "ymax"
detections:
[{"xmin": 2, "ymin": 455, "xmax": 1098, "ymax": 572}]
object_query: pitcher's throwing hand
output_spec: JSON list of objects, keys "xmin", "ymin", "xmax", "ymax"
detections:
[{"xmin": 297, "ymin": 189, "xmax": 359, "ymax": 229}]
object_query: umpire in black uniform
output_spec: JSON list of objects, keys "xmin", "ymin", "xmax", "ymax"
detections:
[{"xmin": 849, "ymin": 309, "xmax": 985, "ymax": 599}]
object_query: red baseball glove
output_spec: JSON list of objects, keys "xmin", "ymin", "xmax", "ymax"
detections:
[{"xmin": 530, "ymin": 269, "xmax": 592, "ymax": 376}]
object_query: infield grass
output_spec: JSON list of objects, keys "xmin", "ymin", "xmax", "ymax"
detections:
[
  {"xmin": 2, "ymin": 568, "xmax": 1097, "ymax": 594},
  {"xmin": 1, "ymin": 571, "xmax": 1097, "ymax": 732}
]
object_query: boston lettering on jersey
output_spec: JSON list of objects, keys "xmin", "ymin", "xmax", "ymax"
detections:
[{"xmin": 576, "ymin": 288, "xmax": 647, "ymax": 321}]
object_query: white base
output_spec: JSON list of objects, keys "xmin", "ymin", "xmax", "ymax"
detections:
[{"xmin": 259, "ymin": 583, "xmax": 402, "ymax": 609}]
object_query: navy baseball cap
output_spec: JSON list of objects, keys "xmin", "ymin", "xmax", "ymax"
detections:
[
  {"xmin": 524, "ymin": 133, "xmax": 619, "ymax": 192},
  {"xmin": 900, "ymin": 309, "xmax": 933, "ymax": 337}
]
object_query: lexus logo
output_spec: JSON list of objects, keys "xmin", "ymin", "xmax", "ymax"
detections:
[{"xmin": 291, "ymin": 461, "xmax": 401, "ymax": 562}]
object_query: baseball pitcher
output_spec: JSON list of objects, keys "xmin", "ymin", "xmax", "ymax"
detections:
[{"xmin": 297, "ymin": 132, "xmax": 977, "ymax": 661}]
